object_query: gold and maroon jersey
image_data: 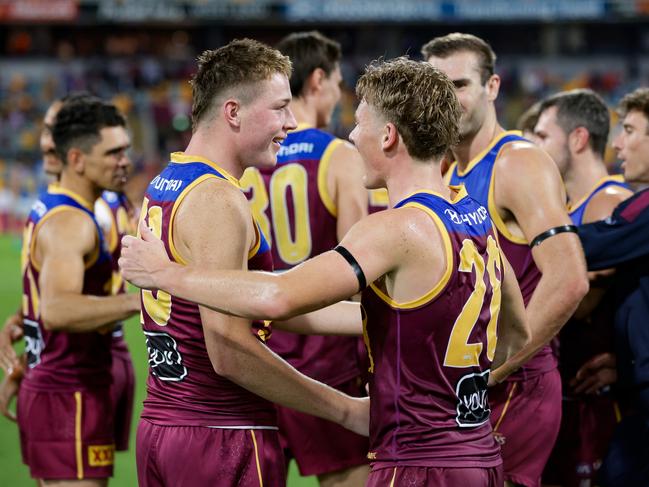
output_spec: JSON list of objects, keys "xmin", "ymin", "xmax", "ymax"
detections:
[
  {"xmin": 363, "ymin": 188, "xmax": 502, "ymax": 467},
  {"xmin": 96, "ymin": 190, "xmax": 135, "ymax": 355},
  {"xmin": 241, "ymin": 125, "xmax": 361, "ymax": 386},
  {"xmin": 139, "ymin": 153, "xmax": 275, "ymax": 428},
  {"xmin": 448, "ymin": 131, "xmax": 554, "ymax": 379},
  {"xmin": 21, "ymin": 186, "xmax": 114, "ymax": 391}
]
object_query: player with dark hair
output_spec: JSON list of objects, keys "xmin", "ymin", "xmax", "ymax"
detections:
[
  {"xmin": 423, "ymin": 32, "xmax": 589, "ymax": 487},
  {"xmin": 239, "ymin": 31, "xmax": 369, "ymax": 487},
  {"xmin": 120, "ymin": 57, "xmax": 531, "ymax": 487},
  {"xmin": 16, "ymin": 98, "xmax": 139, "ymax": 485},
  {"xmin": 534, "ymin": 88, "xmax": 632, "ymax": 486},
  {"xmin": 577, "ymin": 87, "xmax": 649, "ymax": 487}
]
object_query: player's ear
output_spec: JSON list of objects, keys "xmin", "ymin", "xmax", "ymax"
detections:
[
  {"xmin": 223, "ymin": 99, "xmax": 241, "ymax": 128},
  {"xmin": 67, "ymin": 147, "xmax": 85, "ymax": 174},
  {"xmin": 485, "ymin": 74, "xmax": 500, "ymax": 102},
  {"xmin": 307, "ymin": 68, "xmax": 326, "ymax": 95},
  {"xmin": 569, "ymin": 126, "xmax": 590, "ymax": 154},
  {"xmin": 382, "ymin": 122, "xmax": 399, "ymax": 152}
]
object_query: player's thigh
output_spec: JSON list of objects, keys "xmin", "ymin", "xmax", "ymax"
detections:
[
  {"xmin": 41, "ymin": 479, "xmax": 107, "ymax": 487},
  {"xmin": 318, "ymin": 463, "xmax": 370, "ymax": 487}
]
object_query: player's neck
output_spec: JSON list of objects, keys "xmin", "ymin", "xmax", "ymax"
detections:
[
  {"xmin": 289, "ymin": 99, "xmax": 319, "ymax": 129},
  {"xmin": 385, "ymin": 158, "xmax": 450, "ymax": 207},
  {"xmin": 184, "ymin": 129, "xmax": 244, "ymax": 179},
  {"xmin": 454, "ymin": 113, "xmax": 503, "ymax": 169},
  {"xmin": 564, "ymin": 156, "xmax": 610, "ymax": 206},
  {"xmin": 58, "ymin": 171, "xmax": 102, "ymax": 207}
]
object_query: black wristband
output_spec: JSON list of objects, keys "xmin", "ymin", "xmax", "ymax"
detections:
[
  {"xmin": 529, "ymin": 224, "xmax": 578, "ymax": 248},
  {"xmin": 334, "ymin": 245, "xmax": 367, "ymax": 292}
]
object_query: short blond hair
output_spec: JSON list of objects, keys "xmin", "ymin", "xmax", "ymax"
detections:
[
  {"xmin": 190, "ymin": 38, "xmax": 292, "ymax": 129},
  {"xmin": 356, "ymin": 57, "xmax": 460, "ymax": 161}
]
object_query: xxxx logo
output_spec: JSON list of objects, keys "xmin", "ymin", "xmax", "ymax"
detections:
[{"xmin": 88, "ymin": 444, "xmax": 115, "ymax": 467}]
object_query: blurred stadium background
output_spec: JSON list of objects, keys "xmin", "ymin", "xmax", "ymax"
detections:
[{"xmin": 1, "ymin": 0, "xmax": 648, "ymax": 485}]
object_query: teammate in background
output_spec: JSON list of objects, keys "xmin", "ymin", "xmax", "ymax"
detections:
[
  {"xmin": 17, "ymin": 99, "xmax": 140, "ymax": 485},
  {"xmin": 533, "ymin": 89, "xmax": 632, "ymax": 487},
  {"xmin": 121, "ymin": 57, "xmax": 531, "ymax": 487},
  {"xmin": 132, "ymin": 39, "xmax": 368, "ymax": 487},
  {"xmin": 577, "ymin": 88, "xmax": 649, "ymax": 486},
  {"xmin": 422, "ymin": 33, "xmax": 589, "ymax": 487},
  {"xmin": 239, "ymin": 31, "xmax": 369, "ymax": 487},
  {"xmin": 516, "ymin": 101, "xmax": 542, "ymax": 142},
  {"xmin": 0, "ymin": 94, "xmax": 138, "ymax": 456}
]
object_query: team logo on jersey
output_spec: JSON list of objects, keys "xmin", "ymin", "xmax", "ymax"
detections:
[
  {"xmin": 455, "ymin": 369, "xmax": 490, "ymax": 427},
  {"xmin": 144, "ymin": 331, "xmax": 187, "ymax": 381},
  {"xmin": 23, "ymin": 319, "xmax": 44, "ymax": 369},
  {"xmin": 88, "ymin": 444, "xmax": 114, "ymax": 467}
]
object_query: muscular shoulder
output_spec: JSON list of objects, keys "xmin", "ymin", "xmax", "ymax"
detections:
[
  {"xmin": 36, "ymin": 208, "xmax": 97, "ymax": 261},
  {"xmin": 497, "ymin": 139, "xmax": 557, "ymax": 175},
  {"xmin": 584, "ymin": 184, "xmax": 634, "ymax": 223}
]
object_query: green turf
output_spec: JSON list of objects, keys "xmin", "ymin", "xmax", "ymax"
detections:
[{"xmin": 0, "ymin": 234, "xmax": 317, "ymax": 486}]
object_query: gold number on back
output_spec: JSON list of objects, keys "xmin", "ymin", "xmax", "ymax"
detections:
[
  {"xmin": 241, "ymin": 165, "xmax": 312, "ymax": 265},
  {"xmin": 443, "ymin": 236, "xmax": 501, "ymax": 367},
  {"xmin": 139, "ymin": 197, "xmax": 172, "ymax": 326}
]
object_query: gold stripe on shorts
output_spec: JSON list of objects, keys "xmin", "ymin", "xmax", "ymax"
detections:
[
  {"xmin": 389, "ymin": 466, "xmax": 397, "ymax": 486},
  {"xmin": 493, "ymin": 382, "xmax": 517, "ymax": 432},
  {"xmin": 74, "ymin": 391, "xmax": 84, "ymax": 479},
  {"xmin": 249, "ymin": 430, "xmax": 263, "ymax": 487}
]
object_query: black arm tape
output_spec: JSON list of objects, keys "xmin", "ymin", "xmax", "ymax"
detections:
[
  {"xmin": 334, "ymin": 245, "xmax": 367, "ymax": 292},
  {"xmin": 529, "ymin": 224, "xmax": 578, "ymax": 248}
]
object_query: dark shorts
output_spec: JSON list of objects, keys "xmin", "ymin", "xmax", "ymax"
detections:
[
  {"xmin": 276, "ymin": 376, "xmax": 369, "ymax": 476},
  {"xmin": 17, "ymin": 387, "xmax": 115, "ymax": 480},
  {"xmin": 543, "ymin": 395, "xmax": 619, "ymax": 486},
  {"xmin": 136, "ymin": 419, "xmax": 286, "ymax": 487},
  {"xmin": 489, "ymin": 368, "xmax": 562, "ymax": 487},
  {"xmin": 367, "ymin": 465, "xmax": 503, "ymax": 487},
  {"xmin": 110, "ymin": 349, "xmax": 135, "ymax": 451}
]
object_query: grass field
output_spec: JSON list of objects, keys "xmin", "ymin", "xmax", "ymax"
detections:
[{"xmin": 0, "ymin": 234, "xmax": 317, "ymax": 486}]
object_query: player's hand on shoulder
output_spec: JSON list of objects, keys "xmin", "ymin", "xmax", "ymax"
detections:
[{"xmin": 120, "ymin": 222, "xmax": 173, "ymax": 290}]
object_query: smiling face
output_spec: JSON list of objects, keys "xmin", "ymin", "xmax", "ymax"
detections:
[
  {"xmin": 238, "ymin": 73, "xmax": 297, "ymax": 169},
  {"xmin": 349, "ymin": 100, "xmax": 386, "ymax": 189},
  {"xmin": 613, "ymin": 110, "xmax": 649, "ymax": 184},
  {"xmin": 426, "ymin": 50, "xmax": 493, "ymax": 141},
  {"xmin": 534, "ymin": 106, "xmax": 571, "ymax": 176}
]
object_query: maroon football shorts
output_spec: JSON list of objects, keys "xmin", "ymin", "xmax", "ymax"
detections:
[
  {"xmin": 18, "ymin": 386, "xmax": 115, "ymax": 480},
  {"xmin": 110, "ymin": 348, "xmax": 135, "ymax": 451},
  {"xmin": 136, "ymin": 419, "xmax": 285, "ymax": 487},
  {"xmin": 542, "ymin": 395, "xmax": 619, "ymax": 486},
  {"xmin": 276, "ymin": 376, "xmax": 369, "ymax": 476},
  {"xmin": 489, "ymin": 368, "xmax": 562, "ymax": 487},
  {"xmin": 367, "ymin": 464, "xmax": 503, "ymax": 486}
]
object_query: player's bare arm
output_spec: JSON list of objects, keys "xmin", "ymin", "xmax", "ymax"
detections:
[
  {"xmin": 494, "ymin": 142, "xmax": 589, "ymax": 372},
  {"xmin": 489, "ymin": 253, "xmax": 530, "ymax": 385},
  {"xmin": 123, "ymin": 207, "xmax": 439, "ymax": 323},
  {"xmin": 573, "ymin": 186, "xmax": 632, "ymax": 320},
  {"xmin": 274, "ymin": 300, "xmax": 363, "ymax": 336},
  {"xmin": 0, "ymin": 311, "xmax": 22, "ymax": 374},
  {"xmin": 328, "ymin": 142, "xmax": 368, "ymax": 240},
  {"xmin": 171, "ymin": 178, "xmax": 368, "ymax": 436},
  {"xmin": 37, "ymin": 210, "xmax": 140, "ymax": 332}
]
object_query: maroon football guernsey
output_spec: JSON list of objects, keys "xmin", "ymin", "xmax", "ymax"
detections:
[
  {"xmin": 448, "ymin": 132, "xmax": 555, "ymax": 379},
  {"xmin": 21, "ymin": 186, "xmax": 114, "ymax": 391},
  {"xmin": 241, "ymin": 125, "xmax": 361, "ymax": 385},
  {"xmin": 139, "ymin": 153, "xmax": 276, "ymax": 428},
  {"xmin": 96, "ymin": 190, "xmax": 135, "ymax": 357},
  {"xmin": 362, "ymin": 188, "xmax": 502, "ymax": 468}
]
